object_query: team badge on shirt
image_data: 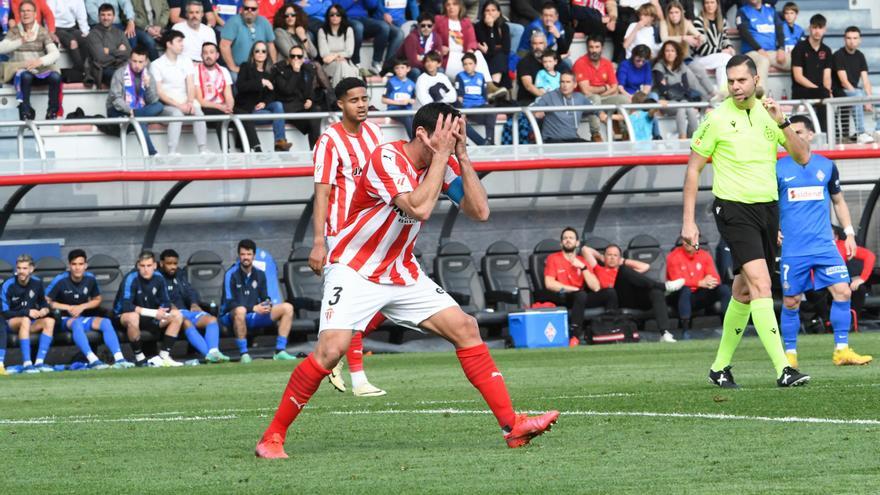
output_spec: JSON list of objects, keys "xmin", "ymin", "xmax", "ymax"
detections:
[{"xmin": 763, "ymin": 126, "xmax": 775, "ymax": 142}]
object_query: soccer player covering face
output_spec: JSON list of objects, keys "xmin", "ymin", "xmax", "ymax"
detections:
[
  {"xmin": 2, "ymin": 255, "xmax": 55, "ymax": 373},
  {"xmin": 256, "ymin": 104, "xmax": 559, "ymax": 459},
  {"xmin": 682, "ymin": 55, "xmax": 812, "ymax": 388},
  {"xmin": 46, "ymin": 249, "xmax": 133, "ymax": 369},
  {"xmin": 777, "ymin": 116, "xmax": 872, "ymax": 367},
  {"xmin": 309, "ymin": 77, "xmax": 386, "ymax": 397}
]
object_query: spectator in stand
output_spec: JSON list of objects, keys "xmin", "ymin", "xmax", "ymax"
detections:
[
  {"xmin": 258, "ymin": 0, "xmax": 285, "ymax": 21},
  {"xmin": 573, "ymin": 34, "xmax": 629, "ymax": 142},
  {"xmin": 213, "ymin": 0, "xmax": 241, "ymax": 27},
  {"xmin": 737, "ymin": 0, "xmax": 787, "ymax": 86},
  {"xmin": 628, "ymin": 90, "xmax": 661, "ymax": 140},
  {"xmin": 666, "ymin": 236, "xmax": 731, "ymax": 338},
  {"xmin": 570, "ymin": 0, "xmax": 625, "ymax": 63},
  {"xmin": 515, "ymin": 30, "xmax": 547, "ymax": 105},
  {"xmin": 382, "ymin": 57, "xmax": 416, "ymax": 138},
  {"xmin": 342, "ymin": 0, "xmax": 404, "ymax": 75},
  {"xmin": 152, "ymin": 29, "xmax": 210, "ymax": 154},
  {"xmin": 0, "ymin": 0, "xmax": 61, "ymax": 120},
  {"xmin": 131, "ymin": 0, "xmax": 168, "ymax": 60},
  {"xmin": 659, "ymin": 0, "xmax": 714, "ymax": 97},
  {"xmin": 781, "ymin": 2, "xmax": 804, "ymax": 54},
  {"xmin": 168, "ymin": 0, "xmax": 218, "ymax": 27},
  {"xmin": 317, "ymin": 4, "xmax": 359, "ymax": 85},
  {"xmin": 455, "ymin": 52, "xmax": 496, "ymax": 145},
  {"xmin": 791, "ymin": 14, "xmax": 831, "ymax": 131},
  {"xmin": 85, "ymin": 3, "xmax": 129, "ymax": 86},
  {"xmin": 2, "ymin": 254, "xmax": 55, "ymax": 373},
  {"xmin": 273, "ymin": 44, "xmax": 322, "ymax": 148},
  {"xmin": 833, "ymin": 26, "xmax": 877, "ymax": 143},
  {"xmin": 518, "ymin": 2, "xmax": 570, "ymax": 61},
  {"xmin": 381, "ymin": 0, "xmax": 418, "ymax": 36},
  {"xmin": 432, "ymin": 0, "xmax": 481, "ymax": 78},
  {"xmin": 617, "ymin": 43, "xmax": 652, "ymax": 98},
  {"xmin": 173, "ymin": 0, "xmax": 217, "ymax": 62},
  {"xmin": 10, "ymin": 0, "xmax": 54, "ymax": 32},
  {"xmin": 508, "ymin": 0, "xmax": 544, "ymax": 25},
  {"xmin": 195, "ymin": 42, "xmax": 235, "ymax": 147},
  {"xmin": 536, "ymin": 227, "xmax": 618, "ymax": 346},
  {"xmin": 589, "ymin": 243, "xmax": 684, "ymax": 343},
  {"xmin": 289, "ymin": 0, "xmax": 327, "ymax": 39},
  {"xmin": 415, "ymin": 50, "xmax": 455, "ymax": 104},
  {"xmin": 221, "ymin": 0, "xmax": 276, "ymax": 76},
  {"xmin": 535, "ymin": 48, "xmax": 559, "ymax": 92},
  {"xmin": 107, "ymin": 46, "xmax": 164, "ymax": 155},
  {"xmin": 833, "ymin": 226, "xmax": 876, "ymax": 318},
  {"xmin": 474, "ymin": 0, "xmax": 511, "ymax": 90},
  {"xmin": 398, "ymin": 12, "xmax": 435, "ymax": 78},
  {"xmin": 234, "ymin": 40, "xmax": 290, "ymax": 151},
  {"xmin": 616, "ymin": 0, "xmax": 660, "ymax": 40},
  {"xmin": 273, "ymin": 3, "xmax": 317, "ymax": 61},
  {"xmin": 623, "ymin": 2, "xmax": 660, "ymax": 60},
  {"xmin": 48, "ymin": 0, "xmax": 88, "ymax": 83},
  {"xmin": 86, "ymin": 0, "xmax": 159, "ymax": 60},
  {"xmin": 652, "ymin": 40, "xmax": 702, "ymax": 138},
  {"xmin": 692, "ymin": 0, "xmax": 733, "ymax": 93},
  {"xmin": 532, "ymin": 71, "xmax": 594, "ymax": 143}
]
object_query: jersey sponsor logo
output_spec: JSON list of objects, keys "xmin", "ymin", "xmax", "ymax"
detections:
[
  {"xmin": 391, "ymin": 203, "xmax": 418, "ymax": 224},
  {"xmin": 353, "ymin": 165, "xmax": 363, "ymax": 177},
  {"xmin": 825, "ymin": 265, "xmax": 848, "ymax": 276},
  {"xmin": 787, "ymin": 186, "xmax": 824, "ymax": 202}
]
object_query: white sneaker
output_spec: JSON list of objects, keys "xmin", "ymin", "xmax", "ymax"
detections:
[
  {"xmin": 146, "ymin": 355, "xmax": 164, "ymax": 367},
  {"xmin": 371, "ymin": 61, "xmax": 383, "ymax": 75},
  {"xmin": 856, "ymin": 132, "xmax": 875, "ymax": 144},
  {"xmin": 659, "ymin": 330, "xmax": 677, "ymax": 343},
  {"xmin": 352, "ymin": 383, "xmax": 387, "ymax": 397},
  {"xmin": 161, "ymin": 356, "xmax": 184, "ymax": 367},
  {"xmin": 664, "ymin": 278, "xmax": 686, "ymax": 295},
  {"xmin": 328, "ymin": 359, "xmax": 346, "ymax": 392}
]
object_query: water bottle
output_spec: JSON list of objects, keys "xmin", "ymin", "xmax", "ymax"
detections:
[{"xmin": 209, "ymin": 300, "xmax": 217, "ymax": 315}]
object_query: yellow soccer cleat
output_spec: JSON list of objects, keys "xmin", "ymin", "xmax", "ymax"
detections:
[
  {"xmin": 785, "ymin": 351, "xmax": 798, "ymax": 369},
  {"xmin": 327, "ymin": 358, "xmax": 346, "ymax": 392},
  {"xmin": 832, "ymin": 347, "xmax": 873, "ymax": 366},
  {"xmin": 0, "ymin": 363, "xmax": 7, "ymax": 376}
]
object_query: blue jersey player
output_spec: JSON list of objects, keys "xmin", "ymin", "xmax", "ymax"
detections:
[
  {"xmin": 2, "ymin": 254, "xmax": 55, "ymax": 373},
  {"xmin": 159, "ymin": 249, "xmax": 230, "ymax": 363},
  {"xmin": 46, "ymin": 249, "xmax": 133, "ymax": 369},
  {"xmin": 777, "ymin": 116, "xmax": 872, "ymax": 367}
]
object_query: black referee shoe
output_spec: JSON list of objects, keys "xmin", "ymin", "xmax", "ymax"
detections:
[
  {"xmin": 708, "ymin": 366, "xmax": 739, "ymax": 389},
  {"xmin": 777, "ymin": 366, "xmax": 810, "ymax": 387}
]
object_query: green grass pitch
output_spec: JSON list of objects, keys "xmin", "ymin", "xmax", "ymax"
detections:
[{"xmin": 2, "ymin": 332, "xmax": 879, "ymax": 494}]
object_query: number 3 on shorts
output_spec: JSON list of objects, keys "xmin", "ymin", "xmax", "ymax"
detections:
[{"xmin": 328, "ymin": 286, "xmax": 343, "ymax": 306}]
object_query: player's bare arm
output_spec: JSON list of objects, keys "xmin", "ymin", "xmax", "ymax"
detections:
[
  {"xmin": 394, "ymin": 114, "xmax": 459, "ymax": 221},
  {"xmin": 309, "ymin": 182, "xmax": 332, "ymax": 275},
  {"xmin": 831, "ymin": 191, "xmax": 858, "ymax": 259},
  {"xmin": 453, "ymin": 119, "xmax": 489, "ymax": 222},
  {"xmin": 764, "ymin": 97, "xmax": 809, "ymax": 164},
  {"xmin": 681, "ymin": 151, "xmax": 710, "ymax": 247}
]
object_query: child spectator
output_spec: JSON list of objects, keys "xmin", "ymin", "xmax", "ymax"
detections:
[
  {"xmin": 623, "ymin": 2, "xmax": 660, "ymax": 59},
  {"xmin": 781, "ymin": 2, "xmax": 805, "ymax": 53},
  {"xmin": 629, "ymin": 91, "xmax": 661, "ymax": 141},
  {"xmin": 382, "ymin": 58, "xmax": 417, "ymax": 138},
  {"xmin": 535, "ymin": 48, "xmax": 560, "ymax": 92},
  {"xmin": 617, "ymin": 44, "xmax": 653, "ymax": 98},
  {"xmin": 454, "ymin": 52, "xmax": 496, "ymax": 145}
]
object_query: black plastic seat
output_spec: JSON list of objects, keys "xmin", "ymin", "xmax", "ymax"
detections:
[
  {"xmin": 0, "ymin": 259, "xmax": 12, "ymax": 284},
  {"xmin": 583, "ymin": 236, "xmax": 612, "ymax": 254},
  {"xmin": 624, "ymin": 234, "xmax": 665, "ymax": 282},
  {"xmin": 283, "ymin": 247, "xmax": 322, "ymax": 330},
  {"xmin": 185, "ymin": 250, "xmax": 225, "ymax": 309},
  {"xmin": 528, "ymin": 238, "xmax": 560, "ymax": 292},
  {"xmin": 433, "ymin": 241, "xmax": 507, "ymax": 327},
  {"xmin": 480, "ymin": 240, "xmax": 530, "ymax": 310},
  {"xmin": 34, "ymin": 256, "xmax": 66, "ymax": 286},
  {"xmin": 88, "ymin": 254, "xmax": 123, "ymax": 316}
]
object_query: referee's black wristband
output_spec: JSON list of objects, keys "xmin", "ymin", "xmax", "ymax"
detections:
[{"xmin": 778, "ymin": 117, "xmax": 791, "ymax": 129}]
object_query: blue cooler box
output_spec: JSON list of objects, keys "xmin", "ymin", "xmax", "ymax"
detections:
[{"xmin": 508, "ymin": 310, "xmax": 569, "ymax": 348}]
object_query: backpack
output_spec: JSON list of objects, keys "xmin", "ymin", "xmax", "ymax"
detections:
[{"xmin": 588, "ymin": 314, "xmax": 640, "ymax": 344}]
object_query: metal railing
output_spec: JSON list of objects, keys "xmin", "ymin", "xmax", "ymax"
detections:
[{"xmin": 823, "ymin": 94, "xmax": 880, "ymax": 147}]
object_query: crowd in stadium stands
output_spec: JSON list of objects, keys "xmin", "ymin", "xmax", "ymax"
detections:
[{"xmin": 0, "ymin": 0, "xmax": 871, "ymax": 148}]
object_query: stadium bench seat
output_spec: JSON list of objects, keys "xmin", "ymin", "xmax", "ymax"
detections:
[
  {"xmin": 480, "ymin": 240, "xmax": 531, "ymax": 310},
  {"xmin": 0, "ymin": 258, "xmax": 13, "ymax": 283},
  {"xmin": 279, "ymin": 247, "xmax": 319, "ymax": 333},
  {"xmin": 583, "ymin": 236, "xmax": 612, "ymax": 254},
  {"xmin": 87, "ymin": 254, "xmax": 123, "ymax": 316},
  {"xmin": 528, "ymin": 238, "xmax": 560, "ymax": 292},
  {"xmin": 184, "ymin": 250, "xmax": 225, "ymax": 310},
  {"xmin": 433, "ymin": 241, "xmax": 507, "ymax": 328},
  {"xmin": 624, "ymin": 234, "xmax": 665, "ymax": 282},
  {"xmin": 34, "ymin": 256, "xmax": 66, "ymax": 286}
]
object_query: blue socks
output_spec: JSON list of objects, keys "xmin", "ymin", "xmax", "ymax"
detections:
[
  {"xmin": 276, "ymin": 335, "xmax": 287, "ymax": 352},
  {"xmin": 99, "ymin": 318, "xmax": 122, "ymax": 356},
  {"xmin": 0, "ymin": 348, "xmax": 6, "ymax": 365},
  {"xmin": 206, "ymin": 322, "xmax": 220, "ymax": 351},
  {"xmin": 780, "ymin": 307, "xmax": 800, "ymax": 352},
  {"xmin": 36, "ymin": 333, "xmax": 53, "ymax": 363},
  {"xmin": 236, "ymin": 338, "xmax": 248, "ymax": 355},
  {"xmin": 71, "ymin": 319, "xmax": 93, "ymax": 357},
  {"xmin": 185, "ymin": 326, "xmax": 209, "ymax": 356},
  {"xmin": 830, "ymin": 300, "xmax": 852, "ymax": 346},
  {"xmin": 20, "ymin": 336, "xmax": 31, "ymax": 364}
]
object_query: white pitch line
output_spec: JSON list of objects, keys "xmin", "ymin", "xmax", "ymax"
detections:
[
  {"xmin": 0, "ymin": 414, "xmax": 239, "ymax": 425},
  {"xmin": 416, "ymin": 393, "xmax": 636, "ymax": 406},
  {"xmin": 329, "ymin": 408, "xmax": 880, "ymax": 426}
]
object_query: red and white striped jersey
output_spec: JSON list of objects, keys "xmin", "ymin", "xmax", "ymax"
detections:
[
  {"xmin": 312, "ymin": 121, "xmax": 384, "ymax": 237},
  {"xmin": 328, "ymin": 140, "xmax": 462, "ymax": 286},
  {"xmin": 570, "ymin": 0, "xmax": 605, "ymax": 13}
]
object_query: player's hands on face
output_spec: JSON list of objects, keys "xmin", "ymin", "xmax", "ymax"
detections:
[
  {"xmin": 844, "ymin": 235, "xmax": 857, "ymax": 260},
  {"xmin": 308, "ymin": 243, "xmax": 327, "ymax": 276},
  {"xmin": 762, "ymin": 97, "xmax": 784, "ymax": 124},
  {"xmin": 427, "ymin": 113, "xmax": 457, "ymax": 157},
  {"xmin": 681, "ymin": 222, "xmax": 699, "ymax": 251},
  {"xmin": 453, "ymin": 116, "xmax": 468, "ymax": 157}
]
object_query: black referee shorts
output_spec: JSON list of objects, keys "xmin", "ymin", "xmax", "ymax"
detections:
[{"xmin": 712, "ymin": 198, "xmax": 778, "ymax": 275}]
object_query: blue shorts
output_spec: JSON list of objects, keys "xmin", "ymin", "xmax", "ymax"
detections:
[
  {"xmin": 781, "ymin": 250, "xmax": 850, "ymax": 296},
  {"xmin": 61, "ymin": 316, "xmax": 97, "ymax": 330},
  {"xmin": 219, "ymin": 311, "xmax": 274, "ymax": 330},
  {"xmin": 180, "ymin": 310, "xmax": 209, "ymax": 326}
]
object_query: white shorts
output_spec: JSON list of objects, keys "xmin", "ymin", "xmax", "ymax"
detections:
[{"xmin": 318, "ymin": 263, "xmax": 459, "ymax": 332}]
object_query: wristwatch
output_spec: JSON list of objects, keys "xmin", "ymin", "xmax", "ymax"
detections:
[{"xmin": 778, "ymin": 117, "xmax": 791, "ymax": 129}]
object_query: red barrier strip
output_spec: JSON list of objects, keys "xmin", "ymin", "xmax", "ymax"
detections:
[{"xmin": 0, "ymin": 148, "xmax": 877, "ymax": 186}]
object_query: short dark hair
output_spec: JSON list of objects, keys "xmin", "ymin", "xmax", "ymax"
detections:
[
  {"xmin": 98, "ymin": 3, "xmax": 115, "ymax": 14},
  {"xmin": 540, "ymin": 48, "xmax": 557, "ymax": 60},
  {"xmin": 417, "ymin": 12, "xmax": 433, "ymax": 23},
  {"xmin": 186, "ymin": 0, "xmax": 204, "ymax": 10},
  {"xmin": 423, "ymin": 50, "xmax": 442, "ymax": 64},
  {"xmin": 238, "ymin": 239, "xmax": 257, "ymax": 253},
  {"xmin": 334, "ymin": 77, "xmax": 366, "ymax": 100},
  {"xmin": 782, "ymin": 1, "xmax": 798, "ymax": 13},
  {"xmin": 560, "ymin": 227, "xmax": 578, "ymax": 240},
  {"xmin": 160, "ymin": 249, "xmax": 180, "ymax": 261},
  {"xmin": 726, "ymin": 54, "xmax": 757, "ymax": 76},
  {"xmin": 632, "ymin": 44, "xmax": 651, "ymax": 60},
  {"xmin": 68, "ymin": 249, "xmax": 87, "ymax": 263},
  {"xmin": 587, "ymin": 33, "xmax": 605, "ymax": 45},
  {"xmin": 461, "ymin": 52, "xmax": 476, "ymax": 64},
  {"xmin": 789, "ymin": 114, "xmax": 814, "ymax": 132},
  {"xmin": 138, "ymin": 250, "xmax": 156, "ymax": 263},
  {"xmin": 540, "ymin": 1, "xmax": 557, "ymax": 12},
  {"xmin": 131, "ymin": 46, "xmax": 149, "ymax": 58},
  {"xmin": 392, "ymin": 57, "xmax": 409, "ymax": 68},
  {"xmin": 844, "ymin": 25, "xmax": 861, "ymax": 35},
  {"xmin": 605, "ymin": 243, "xmax": 622, "ymax": 255},
  {"xmin": 163, "ymin": 29, "xmax": 185, "ymax": 48},
  {"xmin": 202, "ymin": 41, "xmax": 219, "ymax": 52},
  {"xmin": 411, "ymin": 102, "xmax": 461, "ymax": 140},
  {"xmin": 809, "ymin": 14, "xmax": 826, "ymax": 28}
]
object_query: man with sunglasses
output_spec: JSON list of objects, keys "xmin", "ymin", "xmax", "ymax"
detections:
[
  {"xmin": 398, "ymin": 12, "xmax": 434, "ymax": 78},
  {"xmin": 220, "ymin": 0, "xmax": 276, "ymax": 74},
  {"xmin": 172, "ymin": 0, "xmax": 217, "ymax": 62},
  {"xmin": 272, "ymin": 45, "xmax": 322, "ymax": 148}
]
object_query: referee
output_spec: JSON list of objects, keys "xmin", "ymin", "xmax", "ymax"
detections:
[{"xmin": 682, "ymin": 55, "xmax": 811, "ymax": 388}]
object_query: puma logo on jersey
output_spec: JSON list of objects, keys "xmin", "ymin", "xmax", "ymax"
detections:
[{"xmin": 491, "ymin": 372, "xmax": 503, "ymax": 379}]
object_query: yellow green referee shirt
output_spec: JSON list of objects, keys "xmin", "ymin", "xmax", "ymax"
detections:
[{"xmin": 690, "ymin": 97, "xmax": 787, "ymax": 204}]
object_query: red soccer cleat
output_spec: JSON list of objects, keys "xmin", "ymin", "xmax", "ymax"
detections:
[
  {"xmin": 504, "ymin": 410, "xmax": 560, "ymax": 448},
  {"xmin": 255, "ymin": 432, "xmax": 289, "ymax": 459}
]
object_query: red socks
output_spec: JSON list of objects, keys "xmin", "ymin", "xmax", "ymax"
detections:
[
  {"xmin": 348, "ymin": 313, "xmax": 386, "ymax": 372},
  {"xmin": 456, "ymin": 343, "xmax": 516, "ymax": 430},
  {"xmin": 264, "ymin": 353, "xmax": 330, "ymax": 442}
]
